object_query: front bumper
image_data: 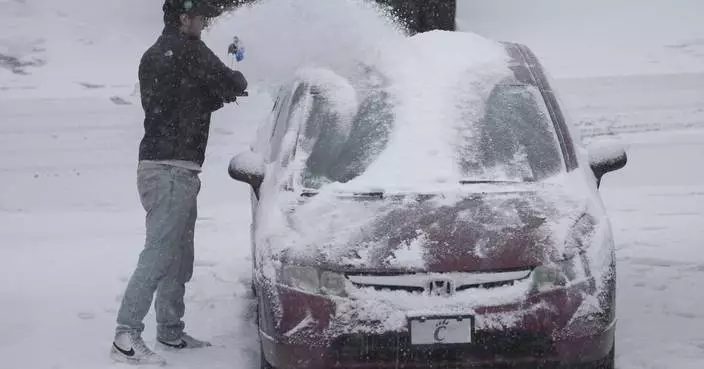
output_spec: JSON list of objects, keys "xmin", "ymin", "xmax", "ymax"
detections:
[
  {"xmin": 263, "ymin": 325, "xmax": 614, "ymax": 369},
  {"xmin": 259, "ymin": 277, "xmax": 615, "ymax": 369}
]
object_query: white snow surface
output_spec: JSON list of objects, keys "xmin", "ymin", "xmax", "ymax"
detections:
[
  {"xmin": 230, "ymin": 150, "xmax": 265, "ymax": 176},
  {"xmin": 458, "ymin": 0, "xmax": 704, "ymax": 79},
  {"xmin": 2, "ymin": 0, "xmax": 704, "ymax": 368}
]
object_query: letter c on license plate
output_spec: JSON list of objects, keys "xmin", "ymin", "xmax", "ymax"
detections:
[{"xmin": 409, "ymin": 316, "xmax": 474, "ymax": 345}]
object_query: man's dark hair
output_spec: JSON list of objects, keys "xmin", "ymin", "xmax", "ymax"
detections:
[
  {"xmin": 162, "ymin": 0, "xmax": 223, "ymax": 27},
  {"xmin": 163, "ymin": 10, "xmax": 182, "ymax": 27}
]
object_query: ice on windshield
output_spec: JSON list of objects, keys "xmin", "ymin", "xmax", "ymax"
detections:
[
  {"xmin": 457, "ymin": 82, "xmax": 564, "ymax": 182},
  {"xmin": 290, "ymin": 31, "xmax": 565, "ymax": 192},
  {"xmin": 296, "ymin": 67, "xmax": 395, "ymax": 189}
]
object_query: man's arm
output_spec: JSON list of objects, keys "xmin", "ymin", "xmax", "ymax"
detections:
[{"xmin": 187, "ymin": 40, "xmax": 248, "ymax": 102}]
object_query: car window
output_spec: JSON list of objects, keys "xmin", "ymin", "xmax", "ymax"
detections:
[
  {"xmin": 291, "ymin": 70, "xmax": 565, "ymax": 191},
  {"xmin": 458, "ymin": 82, "xmax": 564, "ymax": 181},
  {"xmin": 254, "ymin": 96, "xmax": 280, "ymax": 153},
  {"xmin": 268, "ymin": 83, "xmax": 308, "ymax": 161},
  {"xmin": 543, "ymin": 69, "xmax": 586, "ymax": 151},
  {"xmin": 298, "ymin": 84, "xmax": 394, "ymax": 189}
]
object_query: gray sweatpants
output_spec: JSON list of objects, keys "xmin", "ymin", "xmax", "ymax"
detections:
[{"xmin": 116, "ymin": 162, "xmax": 200, "ymax": 341}]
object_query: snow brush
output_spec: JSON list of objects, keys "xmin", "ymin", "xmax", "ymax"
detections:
[
  {"xmin": 228, "ymin": 36, "xmax": 245, "ymax": 69},
  {"xmin": 226, "ymin": 36, "xmax": 248, "ymax": 101}
]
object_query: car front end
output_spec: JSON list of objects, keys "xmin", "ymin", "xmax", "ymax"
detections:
[
  {"xmin": 258, "ymin": 252, "xmax": 615, "ymax": 369},
  {"xmin": 254, "ymin": 183, "xmax": 617, "ymax": 369}
]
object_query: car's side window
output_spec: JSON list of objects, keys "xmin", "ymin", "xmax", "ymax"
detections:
[
  {"xmin": 269, "ymin": 83, "xmax": 307, "ymax": 162},
  {"xmin": 263, "ymin": 90, "xmax": 291, "ymax": 161},
  {"xmin": 254, "ymin": 89, "xmax": 287, "ymax": 156},
  {"xmin": 271, "ymin": 95, "xmax": 290, "ymax": 139}
]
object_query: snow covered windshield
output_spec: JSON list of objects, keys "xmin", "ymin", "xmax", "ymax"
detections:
[{"xmin": 290, "ymin": 33, "xmax": 565, "ymax": 192}]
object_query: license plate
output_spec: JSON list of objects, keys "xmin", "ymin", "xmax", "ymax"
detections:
[{"xmin": 409, "ymin": 316, "xmax": 474, "ymax": 345}]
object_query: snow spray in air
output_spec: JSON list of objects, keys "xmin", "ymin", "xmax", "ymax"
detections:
[{"xmin": 203, "ymin": 0, "xmax": 408, "ymax": 91}]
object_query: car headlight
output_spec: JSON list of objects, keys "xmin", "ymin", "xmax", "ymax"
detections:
[
  {"xmin": 530, "ymin": 251, "xmax": 587, "ymax": 294},
  {"xmin": 281, "ymin": 265, "xmax": 347, "ymax": 296},
  {"xmin": 531, "ymin": 212, "xmax": 602, "ymax": 294}
]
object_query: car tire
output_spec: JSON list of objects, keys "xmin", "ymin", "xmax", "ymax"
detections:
[
  {"xmin": 565, "ymin": 342, "xmax": 614, "ymax": 369},
  {"xmin": 260, "ymin": 343, "xmax": 275, "ymax": 369},
  {"xmin": 595, "ymin": 343, "xmax": 615, "ymax": 369},
  {"xmin": 256, "ymin": 303, "xmax": 273, "ymax": 369}
]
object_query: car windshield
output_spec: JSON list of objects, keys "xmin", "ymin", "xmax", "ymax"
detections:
[{"xmin": 292, "ymin": 67, "xmax": 565, "ymax": 191}]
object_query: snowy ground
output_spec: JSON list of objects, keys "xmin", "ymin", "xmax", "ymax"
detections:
[
  {"xmin": 2, "ymin": 1, "xmax": 704, "ymax": 368},
  {"xmin": 0, "ymin": 94, "xmax": 269, "ymax": 369}
]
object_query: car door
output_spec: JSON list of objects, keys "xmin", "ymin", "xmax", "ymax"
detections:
[
  {"xmin": 250, "ymin": 81, "xmax": 305, "ymax": 276},
  {"xmin": 249, "ymin": 87, "xmax": 289, "ymax": 277}
]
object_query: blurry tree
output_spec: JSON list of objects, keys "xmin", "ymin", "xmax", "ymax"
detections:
[
  {"xmin": 374, "ymin": 0, "xmax": 456, "ymax": 34},
  {"xmin": 208, "ymin": 0, "xmax": 456, "ymax": 35}
]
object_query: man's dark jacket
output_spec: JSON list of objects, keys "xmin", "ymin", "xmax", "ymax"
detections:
[{"xmin": 138, "ymin": 26, "xmax": 248, "ymax": 166}]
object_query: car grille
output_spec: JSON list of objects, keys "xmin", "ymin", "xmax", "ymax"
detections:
[
  {"xmin": 349, "ymin": 284, "xmax": 426, "ymax": 293},
  {"xmin": 347, "ymin": 270, "xmax": 533, "ymax": 295},
  {"xmin": 330, "ymin": 331, "xmax": 555, "ymax": 366}
]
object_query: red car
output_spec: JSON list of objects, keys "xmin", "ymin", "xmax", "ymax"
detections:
[{"xmin": 229, "ymin": 32, "xmax": 626, "ymax": 369}]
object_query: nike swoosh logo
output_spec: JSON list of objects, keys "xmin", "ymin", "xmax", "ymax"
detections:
[
  {"xmin": 158, "ymin": 339, "xmax": 188, "ymax": 349},
  {"xmin": 113, "ymin": 342, "xmax": 135, "ymax": 357}
]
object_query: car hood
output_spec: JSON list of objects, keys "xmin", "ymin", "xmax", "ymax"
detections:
[{"xmin": 262, "ymin": 183, "xmax": 592, "ymax": 273}]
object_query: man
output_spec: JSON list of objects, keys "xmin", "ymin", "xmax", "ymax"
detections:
[{"xmin": 110, "ymin": 0, "xmax": 248, "ymax": 365}]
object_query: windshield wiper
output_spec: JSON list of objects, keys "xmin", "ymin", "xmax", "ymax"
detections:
[
  {"xmin": 350, "ymin": 191, "xmax": 385, "ymax": 198},
  {"xmin": 300, "ymin": 190, "xmax": 385, "ymax": 198},
  {"xmin": 459, "ymin": 179, "xmax": 531, "ymax": 184}
]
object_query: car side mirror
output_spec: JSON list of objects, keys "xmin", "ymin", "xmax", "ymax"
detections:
[
  {"xmin": 228, "ymin": 151, "xmax": 265, "ymax": 197},
  {"xmin": 588, "ymin": 141, "xmax": 627, "ymax": 188}
]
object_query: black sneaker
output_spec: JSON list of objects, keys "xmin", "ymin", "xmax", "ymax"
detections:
[
  {"xmin": 157, "ymin": 333, "xmax": 212, "ymax": 350},
  {"xmin": 110, "ymin": 332, "xmax": 167, "ymax": 366}
]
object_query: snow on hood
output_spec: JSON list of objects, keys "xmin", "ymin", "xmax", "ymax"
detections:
[
  {"xmin": 255, "ymin": 179, "xmax": 609, "ymax": 336},
  {"xmin": 258, "ymin": 182, "xmax": 590, "ymax": 273}
]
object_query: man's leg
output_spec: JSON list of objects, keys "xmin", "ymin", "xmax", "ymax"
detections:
[
  {"xmin": 155, "ymin": 171, "xmax": 199, "ymax": 342},
  {"xmin": 115, "ymin": 164, "xmax": 199, "ymax": 338}
]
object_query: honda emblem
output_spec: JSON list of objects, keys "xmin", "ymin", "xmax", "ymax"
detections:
[{"xmin": 427, "ymin": 278, "xmax": 453, "ymax": 296}]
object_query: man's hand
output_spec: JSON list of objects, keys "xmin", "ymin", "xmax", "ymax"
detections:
[
  {"xmin": 223, "ymin": 90, "xmax": 248, "ymax": 104},
  {"xmin": 187, "ymin": 40, "xmax": 248, "ymax": 103},
  {"xmin": 205, "ymin": 97, "xmax": 225, "ymax": 112}
]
